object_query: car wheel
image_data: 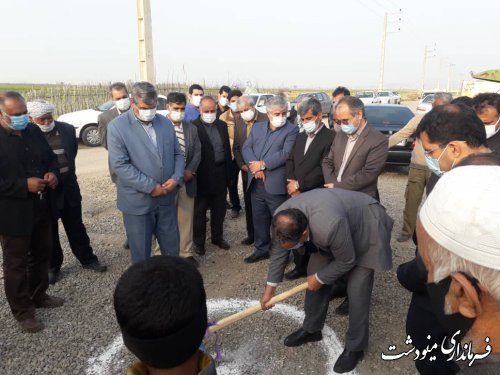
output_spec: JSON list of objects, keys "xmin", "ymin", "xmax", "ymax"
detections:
[{"xmin": 81, "ymin": 125, "xmax": 100, "ymax": 147}]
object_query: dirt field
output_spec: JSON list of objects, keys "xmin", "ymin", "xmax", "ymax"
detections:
[{"xmin": 0, "ymin": 141, "xmax": 420, "ymax": 375}]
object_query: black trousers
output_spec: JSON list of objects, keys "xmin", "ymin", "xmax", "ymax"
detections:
[
  {"xmin": 242, "ymin": 171, "xmax": 254, "ymax": 241},
  {"xmin": 193, "ymin": 192, "xmax": 227, "ymax": 246},
  {"xmin": 291, "ymin": 247, "xmax": 310, "ymax": 274},
  {"xmin": 228, "ymin": 160, "xmax": 241, "ymax": 211},
  {"xmin": 50, "ymin": 200, "xmax": 97, "ymax": 272},
  {"xmin": 0, "ymin": 199, "xmax": 51, "ymax": 321}
]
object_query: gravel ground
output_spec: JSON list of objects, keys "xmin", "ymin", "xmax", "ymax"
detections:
[{"xmin": 0, "ymin": 145, "xmax": 420, "ymax": 375}]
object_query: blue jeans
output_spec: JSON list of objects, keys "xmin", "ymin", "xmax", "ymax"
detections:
[{"xmin": 123, "ymin": 205, "xmax": 179, "ymax": 263}]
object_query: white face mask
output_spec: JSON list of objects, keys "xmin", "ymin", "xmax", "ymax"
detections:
[
  {"xmin": 36, "ymin": 121, "xmax": 56, "ymax": 133},
  {"xmin": 485, "ymin": 117, "xmax": 500, "ymax": 138},
  {"xmin": 192, "ymin": 95, "xmax": 203, "ymax": 107},
  {"xmin": 271, "ymin": 115, "xmax": 286, "ymax": 128},
  {"xmin": 219, "ymin": 97, "xmax": 229, "ymax": 107},
  {"xmin": 241, "ymin": 109, "xmax": 255, "ymax": 122},
  {"xmin": 169, "ymin": 110, "xmax": 185, "ymax": 123},
  {"xmin": 201, "ymin": 113, "xmax": 216, "ymax": 124},
  {"xmin": 137, "ymin": 108, "xmax": 156, "ymax": 122},
  {"xmin": 115, "ymin": 98, "xmax": 131, "ymax": 112},
  {"xmin": 229, "ymin": 102, "xmax": 238, "ymax": 112},
  {"xmin": 302, "ymin": 120, "xmax": 318, "ymax": 134}
]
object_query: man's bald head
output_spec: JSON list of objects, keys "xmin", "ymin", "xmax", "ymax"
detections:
[{"xmin": 272, "ymin": 208, "xmax": 308, "ymax": 246}]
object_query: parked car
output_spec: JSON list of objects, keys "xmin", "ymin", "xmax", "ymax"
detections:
[
  {"xmin": 365, "ymin": 104, "xmax": 415, "ymax": 165},
  {"xmin": 290, "ymin": 92, "xmax": 332, "ymax": 117},
  {"xmin": 248, "ymin": 93, "xmax": 276, "ymax": 114},
  {"xmin": 57, "ymin": 95, "xmax": 168, "ymax": 147},
  {"xmin": 356, "ymin": 91, "xmax": 381, "ymax": 104},
  {"xmin": 416, "ymin": 93, "xmax": 434, "ymax": 115},
  {"xmin": 392, "ymin": 91, "xmax": 401, "ymax": 104},
  {"xmin": 378, "ymin": 90, "xmax": 400, "ymax": 104}
]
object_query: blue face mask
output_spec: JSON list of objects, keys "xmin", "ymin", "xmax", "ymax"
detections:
[
  {"xmin": 7, "ymin": 114, "xmax": 29, "ymax": 131},
  {"xmin": 425, "ymin": 144, "xmax": 449, "ymax": 176},
  {"xmin": 341, "ymin": 123, "xmax": 357, "ymax": 134}
]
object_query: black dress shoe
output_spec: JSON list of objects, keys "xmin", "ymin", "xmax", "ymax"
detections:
[
  {"xmin": 194, "ymin": 245, "xmax": 206, "ymax": 256},
  {"xmin": 122, "ymin": 239, "xmax": 130, "ymax": 250},
  {"xmin": 244, "ymin": 253, "xmax": 270, "ymax": 263},
  {"xmin": 82, "ymin": 260, "xmax": 107, "ymax": 273},
  {"xmin": 212, "ymin": 239, "xmax": 230, "ymax": 250},
  {"xmin": 333, "ymin": 349, "xmax": 364, "ymax": 373},
  {"xmin": 335, "ymin": 297, "xmax": 349, "ymax": 316},
  {"xmin": 284, "ymin": 268, "xmax": 307, "ymax": 280},
  {"xmin": 241, "ymin": 237, "xmax": 254, "ymax": 246},
  {"xmin": 284, "ymin": 328, "xmax": 322, "ymax": 347},
  {"xmin": 185, "ymin": 256, "xmax": 199, "ymax": 267},
  {"xmin": 48, "ymin": 270, "xmax": 60, "ymax": 285}
]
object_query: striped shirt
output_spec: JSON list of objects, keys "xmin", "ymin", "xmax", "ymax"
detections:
[{"xmin": 174, "ymin": 123, "xmax": 186, "ymax": 161}]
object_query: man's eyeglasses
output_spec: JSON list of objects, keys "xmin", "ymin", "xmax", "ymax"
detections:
[{"xmin": 333, "ymin": 119, "xmax": 352, "ymax": 126}]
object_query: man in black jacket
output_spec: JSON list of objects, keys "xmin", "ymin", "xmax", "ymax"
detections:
[
  {"xmin": 28, "ymin": 100, "xmax": 107, "ymax": 284},
  {"xmin": 285, "ymin": 98, "xmax": 335, "ymax": 279},
  {"xmin": 0, "ymin": 92, "xmax": 64, "ymax": 333},
  {"xmin": 191, "ymin": 96, "xmax": 231, "ymax": 255}
]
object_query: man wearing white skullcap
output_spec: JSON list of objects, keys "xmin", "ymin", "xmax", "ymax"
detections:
[
  {"xmin": 28, "ymin": 100, "xmax": 107, "ymax": 284},
  {"xmin": 417, "ymin": 166, "xmax": 500, "ymax": 374}
]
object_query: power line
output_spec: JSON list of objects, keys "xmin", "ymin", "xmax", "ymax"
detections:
[{"xmin": 356, "ymin": 0, "xmax": 384, "ymax": 17}]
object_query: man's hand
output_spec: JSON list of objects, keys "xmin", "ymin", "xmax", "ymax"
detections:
[
  {"xmin": 290, "ymin": 190, "xmax": 300, "ymax": 197},
  {"xmin": 44, "ymin": 172, "xmax": 58, "ymax": 189},
  {"xmin": 27, "ymin": 177, "xmax": 47, "ymax": 193},
  {"xmin": 241, "ymin": 164, "xmax": 248, "ymax": 173},
  {"xmin": 249, "ymin": 160, "xmax": 264, "ymax": 174},
  {"xmin": 254, "ymin": 170, "xmax": 266, "ymax": 181},
  {"xmin": 307, "ymin": 274, "xmax": 323, "ymax": 291},
  {"xmin": 183, "ymin": 170, "xmax": 194, "ymax": 183},
  {"xmin": 151, "ymin": 184, "xmax": 166, "ymax": 197},
  {"xmin": 324, "ymin": 183, "xmax": 334, "ymax": 188},
  {"xmin": 287, "ymin": 179, "xmax": 298, "ymax": 196},
  {"xmin": 162, "ymin": 179, "xmax": 177, "ymax": 193},
  {"xmin": 260, "ymin": 285, "xmax": 276, "ymax": 311}
]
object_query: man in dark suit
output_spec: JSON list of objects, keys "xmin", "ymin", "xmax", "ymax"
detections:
[
  {"xmin": 191, "ymin": 96, "xmax": 232, "ymax": 255},
  {"xmin": 284, "ymin": 98, "xmax": 335, "ymax": 279},
  {"xmin": 165, "ymin": 92, "xmax": 201, "ymax": 267},
  {"xmin": 260, "ymin": 189, "xmax": 393, "ymax": 373},
  {"xmin": 0, "ymin": 92, "xmax": 64, "ymax": 333},
  {"xmin": 321, "ymin": 95, "xmax": 388, "ymax": 314},
  {"xmin": 242, "ymin": 96, "xmax": 298, "ymax": 263},
  {"xmin": 233, "ymin": 96, "xmax": 268, "ymax": 246},
  {"xmin": 97, "ymin": 82, "xmax": 131, "ymax": 250},
  {"xmin": 27, "ymin": 100, "xmax": 107, "ymax": 284}
]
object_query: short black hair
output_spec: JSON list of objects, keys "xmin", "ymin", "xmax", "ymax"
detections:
[
  {"xmin": 451, "ymin": 96, "xmax": 473, "ymax": 108},
  {"xmin": 456, "ymin": 152, "xmax": 500, "ymax": 167},
  {"xmin": 472, "ymin": 93, "xmax": 500, "ymax": 114},
  {"xmin": 114, "ymin": 256, "xmax": 206, "ymax": 341},
  {"xmin": 272, "ymin": 208, "xmax": 308, "ymax": 244},
  {"xmin": 109, "ymin": 82, "xmax": 128, "ymax": 93},
  {"xmin": 219, "ymin": 85, "xmax": 231, "ymax": 95},
  {"xmin": 332, "ymin": 86, "xmax": 351, "ymax": 97},
  {"xmin": 228, "ymin": 89, "xmax": 243, "ymax": 100},
  {"xmin": 166, "ymin": 92, "xmax": 187, "ymax": 105},
  {"xmin": 416, "ymin": 104, "xmax": 487, "ymax": 148},
  {"xmin": 0, "ymin": 91, "xmax": 25, "ymax": 111},
  {"xmin": 189, "ymin": 84, "xmax": 204, "ymax": 94}
]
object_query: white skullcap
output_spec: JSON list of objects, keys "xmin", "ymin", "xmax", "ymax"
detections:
[
  {"xmin": 27, "ymin": 99, "xmax": 55, "ymax": 118},
  {"xmin": 419, "ymin": 165, "xmax": 500, "ymax": 270}
]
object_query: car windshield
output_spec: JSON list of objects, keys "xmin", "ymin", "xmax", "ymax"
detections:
[
  {"xmin": 296, "ymin": 93, "xmax": 317, "ymax": 101},
  {"xmin": 250, "ymin": 95, "xmax": 260, "ymax": 105},
  {"xmin": 423, "ymin": 94, "xmax": 435, "ymax": 103},
  {"xmin": 379, "ymin": 92, "xmax": 389, "ymax": 97},
  {"xmin": 97, "ymin": 100, "xmax": 114, "ymax": 112},
  {"xmin": 357, "ymin": 92, "xmax": 374, "ymax": 98},
  {"xmin": 365, "ymin": 106, "xmax": 414, "ymax": 125}
]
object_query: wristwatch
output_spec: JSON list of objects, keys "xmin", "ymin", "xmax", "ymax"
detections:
[
  {"xmin": 260, "ymin": 161, "xmax": 266, "ymax": 171},
  {"xmin": 294, "ymin": 181, "xmax": 299, "ymax": 191}
]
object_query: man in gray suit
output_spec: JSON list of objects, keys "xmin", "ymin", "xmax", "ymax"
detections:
[
  {"xmin": 107, "ymin": 82, "xmax": 185, "ymax": 263},
  {"xmin": 260, "ymin": 188, "xmax": 393, "ymax": 373},
  {"xmin": 165, "ymin": 92, "xmax": 201, "ymax": 267}
]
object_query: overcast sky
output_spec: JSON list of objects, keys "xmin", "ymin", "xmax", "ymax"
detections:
[{"xmin": 1, "ymin": 0, "xmax": 499, "ymax": 90}]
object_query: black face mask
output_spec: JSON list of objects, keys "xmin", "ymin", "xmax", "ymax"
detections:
[{"xmin": 426, "ymin": 273, "xmax": 481, "ymax": 342}]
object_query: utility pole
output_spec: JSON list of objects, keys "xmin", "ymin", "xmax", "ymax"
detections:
[
  {"xmin": 446, "ymin": 63, "xmax": 456, "ymax": 92},
  {"xmin": 421, "ymin": 44, "xmax": 436, "ymax": 92},
  {"xmin": 437, "ymin": 58, "xmax": 443, "ymax": 90},
  {"xmin": 378, "ymin": 10, "xmax": 401, "ymax": 91},
  {"xmin": 136, "ymin": 0, "xmax": 156, "ymax": 83}
]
